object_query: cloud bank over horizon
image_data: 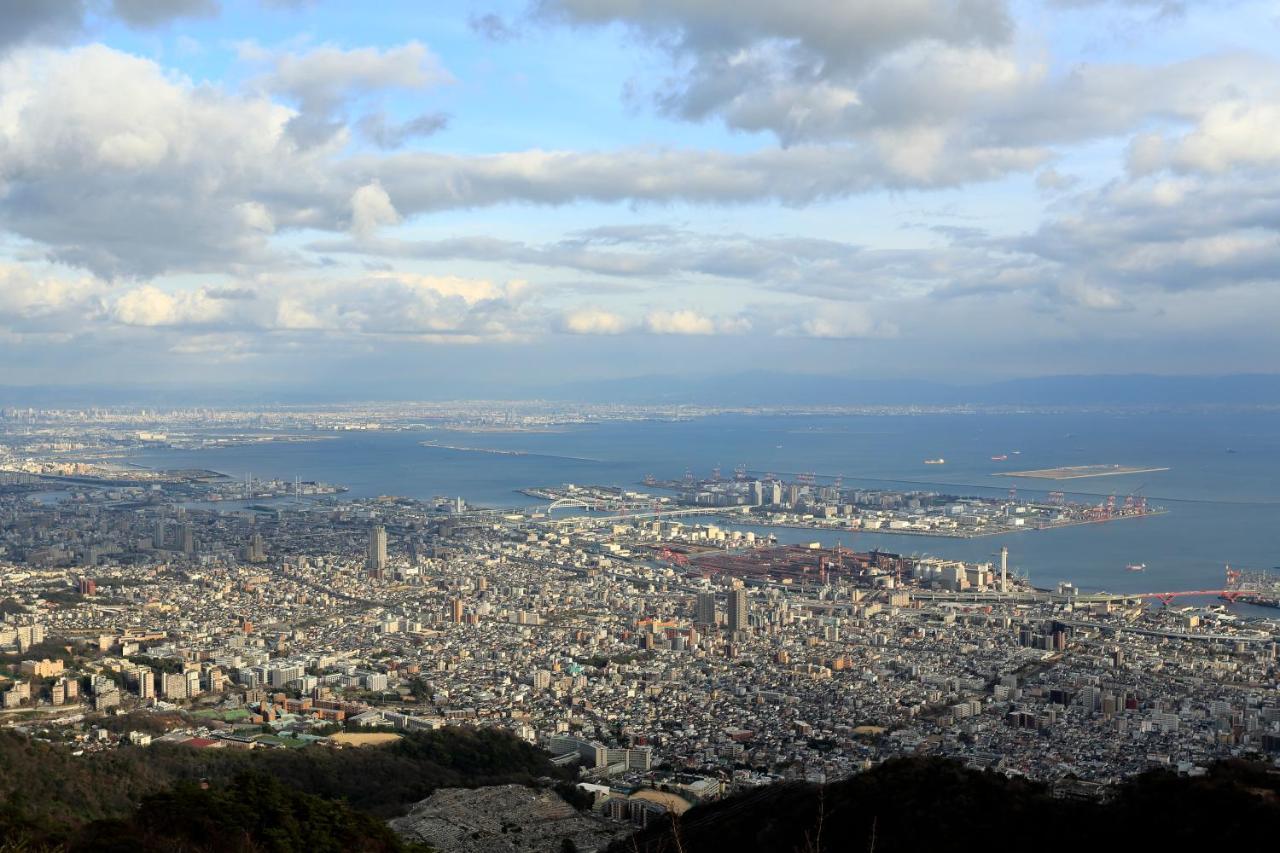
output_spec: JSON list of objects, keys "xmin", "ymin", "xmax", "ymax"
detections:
[{"xmin": 0, "ymin": 0, "xmax": 1277, "ymax": 391}]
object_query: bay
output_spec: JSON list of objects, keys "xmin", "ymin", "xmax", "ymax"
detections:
[{"xmin": 125, "ymin": 411, "xmax": 1280, "ymax": 598}]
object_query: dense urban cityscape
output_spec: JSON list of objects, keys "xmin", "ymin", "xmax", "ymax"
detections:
[
  {"xmin": 2, "ymin": 406, "xmax": 1278, "ymax": 850},
  {"xmin": 4, "ymin": 0, "xmax": 1280, "ymax": 849}
]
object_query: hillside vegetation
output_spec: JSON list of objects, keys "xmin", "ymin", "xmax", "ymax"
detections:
[
  {"xmin": 0, "ymin": 727, "xmax": 564, "ymax": 851},
  {"xmin": 609, "ymin": 757, "xmax": 1280, "ymax": 853}
]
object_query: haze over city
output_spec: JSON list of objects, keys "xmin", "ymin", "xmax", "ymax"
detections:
[{"xmin": 2, "ymin": 1, "xmax": 1280, "ymax": 396}]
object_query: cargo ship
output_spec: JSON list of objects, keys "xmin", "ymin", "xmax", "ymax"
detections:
[
  {"xmin": 924, "ymin": 458, "xmax": 946, "ymax": 465},
  {"xmin": 1125, "ymin": 563, "xmax": 1146, "ymax": 573},
  {"xmin": 1223, "ymin": 592, "xmax": 1280, "ymax": 609},
  {"xmin": 991, "ymin": 455, "xmax": 1008, "ymax": 461}
]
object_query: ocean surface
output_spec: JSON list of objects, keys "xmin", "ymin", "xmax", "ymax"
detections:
[{"xmin": 126, "ymin": 411, "xmax": 1280, "ymax": 599}]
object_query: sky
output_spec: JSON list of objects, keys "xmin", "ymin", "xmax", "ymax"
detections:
[{"xmin": 0, "ymin": 0, "xmax": 1278, "ymax": 397}]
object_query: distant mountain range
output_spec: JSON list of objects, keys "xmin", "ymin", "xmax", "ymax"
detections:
[
  {"xmin": 0, "ymin": 373, "xmax": 1277, "ymax": 408},
  {"xmin": 545, "ymin": 372, "xmax": 1280, "ymax": 407}
]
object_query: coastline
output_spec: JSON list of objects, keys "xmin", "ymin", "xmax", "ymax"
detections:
[{"xmin": 707, "ymin": 509, "xmax": 1169, "ymax": 539}]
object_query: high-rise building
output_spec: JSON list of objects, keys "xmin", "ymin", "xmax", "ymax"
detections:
[
  {"xmin": 152, "ymin": 519, "xmax": 166, "ymax": 550},
  {"xmin": 450, "ymin": 597, "xmax": 464, "ymax": 623},
  {"xmin": 696, "ymin": 592, "xmax": 717, "ymax": 626},
  {"xmin": 161, "ymin": 672, "xmax": 188, "ymax": 700},
  {"xmin": 16, "ymin": 624, "xmax": 44, "ymax": 651},
  {"xmin": 180, "ymin": 523, "xmax": 195, "ymax": 556},
  {"xmin": 269, "ymin": 664, "xmax": 306, "ymax": 688},
  {"xmin": 768, "ymin": 482, "xmax": 782, "ymax": 505},
  {"xmin": 78, "ymin": 577, "xmax": 96, "ymax": 596},
  {"xmin": 367, "ymin": 525, "xmax": 387, "ymax": 577},
  {"xmin": 750, "ymin": 480, "xmax": 764, "ymax": 506},
  {"xmin": 728, "ymin": 589, "xmax": 748, "ymax": 632}
]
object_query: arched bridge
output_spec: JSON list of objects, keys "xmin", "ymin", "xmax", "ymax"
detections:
[{"xmin": 546, "ymin": 497, "xmax": 595, "ymax": 512}]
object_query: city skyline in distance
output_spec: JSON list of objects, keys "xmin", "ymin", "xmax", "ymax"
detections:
[
  {"xmin": 0, "ymin": 1, "xmax": 1278, "ymax": 392},
  {"xmin": 1, "ymin": 371, "xmax": 1279, "ymax": 408}
]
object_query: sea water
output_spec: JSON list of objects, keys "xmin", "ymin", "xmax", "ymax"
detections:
[{"xmin": 125, "ymin": 411, "xmax": 1280, "ymax": 597}]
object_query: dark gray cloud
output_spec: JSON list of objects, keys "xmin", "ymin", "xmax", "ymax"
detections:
[
  {"xmin": 204, "ymin": 286, "xmax": 257, "ymax": 300},
  {"xmin": 252, "ymin": 41, "xmax": 452, "ymax": 146},
  {"xmin": 0, "ymin": 1, "xmax": 86, "ymax": 51},
  {"xmin": 1, "ymin": 0, "xmax": 221, "ymax": 57},
  {"xmin": 1048, "ymin": 0, "xmax": 1188, "ymax": 15},
  {"xmin": 535, "ymin": 1, "xmax": 1012, "ymax": 72},
  {"xmin": 358, "ymin": 110, "xmax": 450, "ymax": 149},
  {"xmin": 110, "ymin": 0, "xmax": 219, "ymax": 27},
  {"xmin": 308, "ymin": 227, "xmax": 1025, "ymax": 306},
  {"xmin": 1016, "ymin": 174, "xmax": 1280, "ymax": 294},
  {"xmin": 529, "ymin": 0, "xmax": 1276, "ymax": 176},
  {"xmin": 469, "ymin": 11, "xmax": 520, "ymax": 41},
  {"xmin": 534, "ymin": 0, "xmax": 1013, "ymax": 142},
  {"xmin": 353, "ymin": 142, "xmax": 1045, "ymax": 218}
]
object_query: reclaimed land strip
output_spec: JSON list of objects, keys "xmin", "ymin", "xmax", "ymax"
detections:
[
  {"xmin": 418, "ymin": 441, "xmax": 601, "ymax": 463},
  {"xmin": 712, "ymin": 509, "xmax": 1168, "ymax": 539},
  {"xmin": 994, "ymin": 464, "xmax": 1170, "ymax": 480}
]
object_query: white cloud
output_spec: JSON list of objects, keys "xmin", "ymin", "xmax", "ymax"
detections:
[
  {"xmin": 0, "ymin": 263, "xmax": 537, "ymax": 346},
  {"xmin": 110, "ymin": 286, "xmax": 232, "ymax": 327},
  {"xmin": 642, "ymin": 309, "xmax": 753, "ymax": 336},
  {"xmin": 0, "ymin": 1, "xmax": 85, "ymax": 53},
  {"xmin": 559, "ymin": 308, "xmax": 630, "ymax": 335},
  {"xmin": 350, "ymin": 181, "xmax": 401, "ymax": 237},
  {"xmin": 0, "ymin": 45, "xmax": 316, "ymax": 277},
  {"xmin": 375, "ymin": 273, "xmax": 528, "ymax": 306},
  {"xmin": 0, "ymin": 264, "xmax": 105, "ymax": 327},
  {"xmin": 1168, "ymin": 101, "xmax": 1280, "ymax": 174},
  {"xmin": 644, "ymin": 310, "xmax": 715, "ymax": 335},
  {"xmin": 1126, "ymin": 99, "xmax": 1280, "ymax": 178},
  {"xmin": 0, "ymin": 6, "xmax": 1277, "ymax": 382},
  {"xmin": 0, "ymin": 43, "xmax": 1054, "ymax": 281},
  {"xmin": 534, "ymin": 0, "xmax": 1280, "ymax": 201},
  {"xmin": 776, "ymin": 305, "xmax": 898, "ymax": 339},
  {"xmin": 1057, "ymin": 280, "xmax": 1131, "ymax": 311}
]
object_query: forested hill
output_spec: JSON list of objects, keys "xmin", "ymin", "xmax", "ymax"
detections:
[
  {"xmin": 0, "ymin": 726, "xmax": 566, "ymax": 851},
  {"xmin": 609, "ymin": 757, "xmax": 1280, "ymax": 853}
]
